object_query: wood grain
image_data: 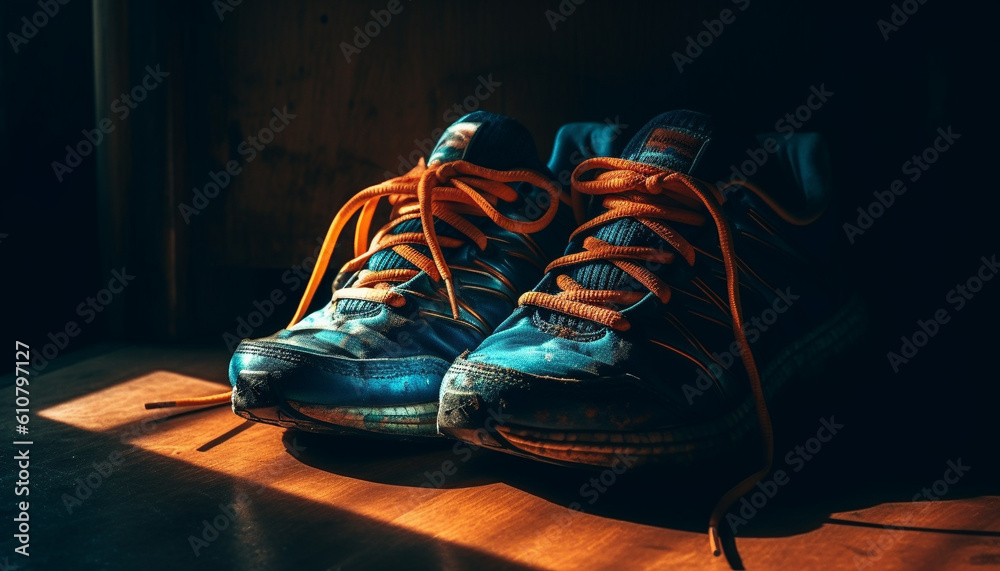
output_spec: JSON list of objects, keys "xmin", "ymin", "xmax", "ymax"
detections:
[{"xmin": 4, "ymin": 344, "xmax": 998, "ymax": 570}]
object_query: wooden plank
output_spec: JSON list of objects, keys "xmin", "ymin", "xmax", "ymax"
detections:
[{"xmin": 6, "ymin": 344, "xmax": 998, "ymax": 569}]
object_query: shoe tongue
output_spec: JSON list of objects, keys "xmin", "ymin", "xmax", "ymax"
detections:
[
  {"xmin": 620, "ymin": 110, "xmax": 715, "ymax": 173},
  {"xmin": 339, "ymin": 112, "xmax": 546, "ymax": 315},
  {"xmin": 552, "ymin": 111, "xmax": 716, "ymax": 330}
]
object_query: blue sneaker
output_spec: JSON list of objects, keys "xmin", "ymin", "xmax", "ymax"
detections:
[
  {"xmin": 224, "ymin": 112, "xmax": 575, "ymax": 439},
  {"xmin": 436, "ymin": 110, "xmax": 866, "ymax": 544}
]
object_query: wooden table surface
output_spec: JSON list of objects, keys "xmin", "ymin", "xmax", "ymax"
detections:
[{"xmin": 3, "ymin": 344, "xmax": 998, "ymax": 570}]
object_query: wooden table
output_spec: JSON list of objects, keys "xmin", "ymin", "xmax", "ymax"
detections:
[{"xmin": 4, "ymin": 344, "xmax": 998, "ymax": 570}]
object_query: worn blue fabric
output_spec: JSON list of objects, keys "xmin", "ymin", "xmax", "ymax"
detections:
[
  {"xmin": 228, "ymin": 112, "xmax": 574, "ymax": 436},
  {"xmin": 438, "ymin": 110, "xmax": 863, "ymax": 465}
]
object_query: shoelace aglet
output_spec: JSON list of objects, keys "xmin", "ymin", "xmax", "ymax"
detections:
[
  {"xmin": 709, "ymin": 525, "xmax": 722, "ymax": 557},
  {"xmin": 143, "ymin": 391, "xmax": 233, "ymax": 410},
  {"xmin": 444, "ymin": 277, "xmax": 460, "ymax": 319},
  {"xmin": 144, "ymin": 401, "xmax": 174, "ymax": 410}
]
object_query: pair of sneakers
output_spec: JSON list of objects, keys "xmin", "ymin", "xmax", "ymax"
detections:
[{"xmin": 157, "ymin": 110, "xmax": 865, "ymax": 552}]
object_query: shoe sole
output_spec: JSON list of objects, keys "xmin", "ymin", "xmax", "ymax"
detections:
[
  {"xmin": 439, "ymin": 294, "xmax": 867, "ymax": 468},
  {"xmin": 231, "ymin": 370, "xmax": 440, "ymax": 439}
]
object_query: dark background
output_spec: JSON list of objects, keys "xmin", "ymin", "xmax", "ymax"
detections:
[{"xmin": 1, "ymin": 0, "xmax": 997, "ymax": 513}]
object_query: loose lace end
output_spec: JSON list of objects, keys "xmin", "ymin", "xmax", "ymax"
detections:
[
  {"xmin": 709, "ymin": 525, "xmax": 722, "ymax": 557},
  {"xmin": 444, "ymin": 277, "xmax": 460, "ymax": 319},
  {"xmin": 144, "ymin": 391, "xmax": 232, "ymax": 410}
]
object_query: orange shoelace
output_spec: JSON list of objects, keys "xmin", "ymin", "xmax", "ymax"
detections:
[
  {"xmin": 519, "ymin": 156, "xmax": 774, "ymax": 557},
  {"xmin": 146, "ymin": 159, "xmax": 564, "ymax": 411}
]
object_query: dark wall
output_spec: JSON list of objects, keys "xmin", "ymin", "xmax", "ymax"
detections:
[{"xmin": 1, "ymin": 0, "xmax": 100, "ymax": 364}]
